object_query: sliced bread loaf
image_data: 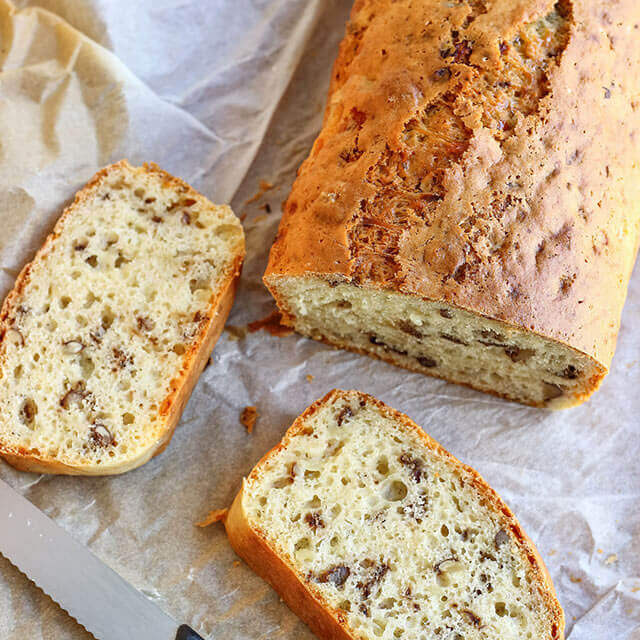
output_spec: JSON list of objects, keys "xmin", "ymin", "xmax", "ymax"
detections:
[
  {"xmin": 264, "ymin": 0, "xmax": 640, "ymax": 408},
  {"xmin": 0, "ymin": 161, "xmax": 244, "ymax": 475},
  {"xmin": 225, "ymin": 390, "xmax": 564, "ymax": 640}
]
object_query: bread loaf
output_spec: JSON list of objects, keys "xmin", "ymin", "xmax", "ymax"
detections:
[
  {"xmin": 225, "ymin": 389, "xmax": 564, "ymax": 639},
  {"xmin": 264, "ymin": 0, "xmax": 640, "ymax": 407},
  {"xmin": 0, "ymin": 161, "xmax": 244, "ymax": 475}
]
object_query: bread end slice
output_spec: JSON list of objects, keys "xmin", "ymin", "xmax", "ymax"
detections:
[
  {"xmin": 0, "ymin": 160, "xmax": 244, "ymax": 475},
  {"xmin": 225, "ymin": 390, "xmax": 564, "ymax": 640}
]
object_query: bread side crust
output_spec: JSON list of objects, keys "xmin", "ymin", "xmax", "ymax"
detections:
[
  {"xmin": 265, "ymin": 274, "xmax": 606, "ymax": 409},
  {"xmin": 225, "ymin": 389, "xmax": 565, "ymax": 639},
  {"xmin": 225, "ymin": 484, "xmax": 355, "ymax": 640},
  {"xmin": 0, "ymin": 160, "xmax": 245, "ymax": 475}
]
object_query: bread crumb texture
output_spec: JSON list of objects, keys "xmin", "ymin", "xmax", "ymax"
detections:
[
  {"xmin": 271, "ymin": 276, "xmax": 600, "ymax": 407},
  {"xmin": 266, "ymin": 0, "xmax": 640, "ymax": 406},
  {"xmin": 243, "ymin": 390, "xmax": 563, "ymax": 639},
  {"xmin": 0, "ymin": 161, "xmax": 244, "ymax": 472}
]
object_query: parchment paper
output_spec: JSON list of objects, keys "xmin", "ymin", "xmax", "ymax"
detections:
[{"xmin": 0, "ymin": 1, "xmax": 638, "ymax": 638}]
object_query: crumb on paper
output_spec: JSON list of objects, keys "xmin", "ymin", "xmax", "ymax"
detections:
[
  {"xmin": 306, "ymin": 374, "xmax": 314, "ymax": 382},
  {"xmin": 569, "ymin": 576, "xmax": 582, "ymax": 583},
  {"xmin": 225, "ymin": 325, "xmax": 248, "ymax": 341},
  {"xmin": 246, "ymin": 179, "xmax": 274, "ymax": 204},
  {"xmin": 549, "ymin": 549, "xmax": 557, "ymax": 556},
  {"xmin": 248, "ymin": 310, "xmax": 293, "ymax": 337},
  {"xmin": 241, "ymin": 406, "xmax": 258, "ymax": 433},
  {"xmin": 260, "ymin": 203, "xmax": 272, "ymax": 213},
  {"xmin": 233, "ymin": 560, "xmax": 241, "ymax": 567},
  {"xmin": 597, "ymin": 548, "xmax": 603, "ymax": 554},
  {"xmin": 240, "ymin": 212, "xmax": 247, "ymax": 222},
  {"xmin": 605, "ymin": 554, "xmax": 618, "ymax": 565},
  {"xmin": 196, "ymin": 508, "xmax": 228, "ymax": 528},
  {"xmin": 631, "ymin": 585, "xmax": 640, "ymax": 593}
]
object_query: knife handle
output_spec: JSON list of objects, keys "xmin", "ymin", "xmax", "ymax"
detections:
[{"xmin": 176, "ymin": 624, "xmax": 205, "ymax": 640}]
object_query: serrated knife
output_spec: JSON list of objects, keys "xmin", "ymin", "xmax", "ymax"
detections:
[{"xmin": 0, "ymin": 478, "xmax": 205, "ymax": 639}]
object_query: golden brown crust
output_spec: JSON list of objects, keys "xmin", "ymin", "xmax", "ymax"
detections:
[
  {"xmin": 0, "ymin": 160, "xmax": 245, "ymax": 475},
  {"xmin": 265, "ymin": 0, "xmax": 640, "ymax": 375},
  {"xmin": 225, "ymin": 389, "xmax": 565, "ymax": 640}
]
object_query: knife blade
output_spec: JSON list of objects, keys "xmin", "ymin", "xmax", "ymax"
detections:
[{"xmin": 0, "ymin": 478, "xmax": 204, "ymax": 640}]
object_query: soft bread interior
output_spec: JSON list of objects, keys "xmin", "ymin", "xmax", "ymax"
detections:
[
  {"xmin": 243, "ymin": 391, "xmax": 561, "ymax": 639},
  {"xmin": 0, "ymin": 163, "xmax": 243, "ymax": 471},
  {"xmin": 267, "ymin": 275, "xmax": 603, "ymax": 408}
]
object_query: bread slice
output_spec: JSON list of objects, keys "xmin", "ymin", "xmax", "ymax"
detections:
[
  {"xmin": 264, "ymin": 0, "xmax": 640, "ymax": 408},
  {"xmin": 225, "ymin": 390, "xmax": 564, "ymax": 640},
  {"xmin": 0, "ymin": 161, "xmax": 244, "ymax": 475}
]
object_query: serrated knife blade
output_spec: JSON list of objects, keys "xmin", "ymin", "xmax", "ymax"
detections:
[{"xmin": 0, "ymin": 478, "xmax": 204, "ymax": 640}]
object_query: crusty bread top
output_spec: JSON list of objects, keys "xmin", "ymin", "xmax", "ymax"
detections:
[
  {"xmin": 240, "ymin": 389, "xmax": 564, "ymax": 639},
  {"xmin": 0, "ymin": 160, "xmax": 244, "ymax": 472},
  {"xmin": 265, "ymin": 0, "xmax": 640, "ymax": 369}
]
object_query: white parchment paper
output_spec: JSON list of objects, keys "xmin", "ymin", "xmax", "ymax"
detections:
[{"xmin": 0, "ymin": 1, "xmax": 638, "ymax": 638}]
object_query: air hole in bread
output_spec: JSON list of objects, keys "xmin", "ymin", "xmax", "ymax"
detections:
[
  {"xmin": 114, "ymin": 254, "xmax": 130, "ymax": 268},
  {"xmin": 189, "ymin": 278, "xmax": 209, "ymax": 294},
  {"xmin": 308, "ymin": 495, "xmax": 322, "ymax": 509},
  {"xmin": 105, "ymin": 231, "xmax": 119, "ymax": 246},
  {"xmin": 79, "ymin": 354, "xmax": 94, "ymax": 378},
  {"xmin": 273, "ymin": 476, "xmax": 293, "ymax": 489},
  {"xmin": 295, "ymin": 537, "xmax": 310, "ymax": 551},
  {"xmin": 84, "ymin": 292, "xmax": 98, "ymax": 308},
  {"xmin": 376, "ymin": 456, "xmax": 389, "ymax": 475},
  {"xmin": 383, "ymin": 480, "xmax": 408, "ymax": 501},
  {"xmin": 101, "ymin": 309, "xmax": 115, "ymax": 329}
]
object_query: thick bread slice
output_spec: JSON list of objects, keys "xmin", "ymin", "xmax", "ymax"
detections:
[
  {"xmin": 225, "ymin": 390, "xmax": 564, "ymax": 640},
  {"xmin": 0, "ymin": 160, "xmax": 244, "ymax": 475},
  {"xmin": 264, "ymin": 0, "xmax": 640, "ymax": 408}
]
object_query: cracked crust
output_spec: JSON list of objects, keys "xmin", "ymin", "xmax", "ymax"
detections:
[{"xmin": 265, "ymin": 0, "xmax": 640, "ymax": 402}]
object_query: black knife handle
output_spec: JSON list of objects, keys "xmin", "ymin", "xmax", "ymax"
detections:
[{"xmin": 176, "ymin": 624, "xmax": 205, "ymax": 640}]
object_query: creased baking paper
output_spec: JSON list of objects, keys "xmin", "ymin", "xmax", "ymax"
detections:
[{"xmin": 0, "ymin": 1, "xmax": 638, "ymax": 638}]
